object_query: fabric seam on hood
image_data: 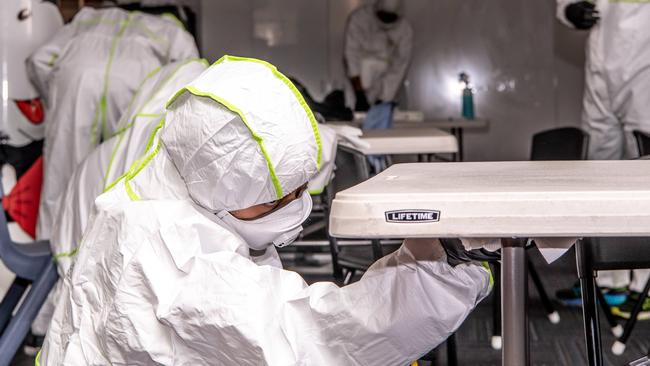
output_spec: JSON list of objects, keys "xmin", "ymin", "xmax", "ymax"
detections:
[
  {"xmin": 179, "ymin": 85, "xmax": 284, "ymax": 199},
  {"xmin": 214, "ymin": 55, "xmax": 322, "ymax": 170},
  {"xmin": 163, "ymin": 56, "xmax": 324, "ymax": 200}
]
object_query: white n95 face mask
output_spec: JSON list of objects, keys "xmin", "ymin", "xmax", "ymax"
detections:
[{"xmin": 216, "ymin": 193, "xmax": 313, "ymax": 250}]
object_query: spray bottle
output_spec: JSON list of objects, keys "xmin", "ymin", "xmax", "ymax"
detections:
[{"xmin": 459, "ymin": 72, "xmax": 475, "ymax": 120}]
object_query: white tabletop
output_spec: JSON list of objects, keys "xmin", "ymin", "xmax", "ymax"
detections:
[
  {"xmin": 402, "ymin": 119, "xmax": 488, "ymax": 129},
  {"xmin": 338, "ymin": 127, "xmax": 458, "ymax": 155},
  {"xmin": 327, "ymin": 118, "xmax": 489, "ymax": 130},
  {"xmin": 329, "ymin": 161, "xmax": 650, "ymax": 238}
]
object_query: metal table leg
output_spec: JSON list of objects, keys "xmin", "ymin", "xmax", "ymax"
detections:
[
  {"xmin": 452, "ymin": 127, "xmax": 464, "ymax": 161},
  {"xmin": 491, "ymin": 263, "xmax": 503, "ymax": 350},
  {"xmin": 576, "ymin": 239, "xmax": 603, "ymax": 366},
  {"xmin": 501, "ymin": 238, "xmax": 529, "ymax": 366}
]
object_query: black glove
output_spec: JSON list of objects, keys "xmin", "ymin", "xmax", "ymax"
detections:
[
  {"xmin": 565, "ymin": 1, "xmax": 599, "ymax": 30},
  {"xmin": 354, "ymin": 90, "xmax": 370, "ymax": 112},
  {"xmin": 440, "ymin": 239, "xmax": 501, "ymax": 267}
]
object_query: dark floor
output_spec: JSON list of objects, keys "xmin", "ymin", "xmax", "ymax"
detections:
[
  {"xmin": 447, "ymin": 247, "xmax": 650, "ymax": 366},
  {"xmin": 11, "ymin": 246, "xmax": 650, "ymax": 366}
]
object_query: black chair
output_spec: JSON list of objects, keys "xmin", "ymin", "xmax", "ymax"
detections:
[
  {"xmin": 578, "ymin": 155, "xmax": 650, "ymax": 360},
  {"xmin": 490, "ymin": 127, "xmax": 590, "ymax": 349},
  {"xmin": 531, "ymin": 127, "xmax": 590, "ymax": 161},
  {"xmin": 576, "ymin": 236, "xmax": 650, "ymax": 364},
  {"xmin": 576, "ymin": 146, "xmax": 650, "ymax": 365},
  {"xmin": 633, "ymin": 130, "xmax": 650, "ymax": 156}
]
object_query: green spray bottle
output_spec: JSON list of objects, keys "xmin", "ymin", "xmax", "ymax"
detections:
[{"xmin": 459, "ymin": 72, "xmax": 474, "ymax": 120}]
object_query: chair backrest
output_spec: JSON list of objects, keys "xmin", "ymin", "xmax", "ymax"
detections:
[
  {"xmin": 634, "ymin": 130, "xmax": 650, "ymax": 157},
  {"xmin": 531, "ymin": 127, "xmax": 589, "ymax": 161},
  {"xmin": 331, "ymin": 145, "xmax": 370, "ymax": 193}
]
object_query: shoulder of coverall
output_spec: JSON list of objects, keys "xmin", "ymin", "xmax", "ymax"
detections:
[
  {"xmin": 68, "ymin": 6, "xmax": 100, "ymax": 23},
  {"xmin": 69, "ymin": 6, "xmax": 127, "ymax": 26}
]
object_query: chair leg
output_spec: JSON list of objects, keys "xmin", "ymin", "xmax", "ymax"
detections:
[
  {"xmin": 491, "ymin": 263, "xmax": 502, "ymax": 350},
  {"xmin": 329, "ymin": 237, "xmax": 344, "ymax": 283},
  {"xmin": 527, "ymin": 256, "xmax": 560, "ymax": 324},
  {"xmin": 0, "ymin": 277, "xmax": 29, "ymax": 334},
  {"xmin": 323, "ymin": 187, "xmax": 344, "ymax": 283},
  {"xmin": 576, "ymin": 239, "xmax": 604, "ymax": 366},
  {"xmin": 446, "ymin": 333, "xmax": 458, "ymax": 366},
  {"xmin": 0, "ymin": 262, "xmax": 58, "ymax": 366},
  {"xmin": 371, "ymin": 239, "xmax": 383, "ymax": 261},
  {"xmin": 343, "ymin": 269, "xmax": 356, "ymax": 286},
  {"xmin": 612, "ymin": 277, "xmax": 650, "ymax": 356},
  {"xmin": 595, "ymin": 286, "xmax": 622, "ymax": 337}
]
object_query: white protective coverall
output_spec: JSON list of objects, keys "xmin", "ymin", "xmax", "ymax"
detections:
[
  {"xmin": 27, "ymin": 6, "xmax": 198, "ymax": 240},
  {"xmin": 557, "ymin": 0, "xmax": 650, "ymax": 294},
  {"xmin": 38, "ymin": 56, "xmax": 490, "ymax": 365},
  {"xmin": 344, "ymin": 0, "xmax": 413, "ymax": 103},
  {"xmin": 30, "ymin": 58, "xmax": 208, "ymax": 335},
  {"xmin": 557, "ymin": 0, "xmax": 650, "ymax": 160}
]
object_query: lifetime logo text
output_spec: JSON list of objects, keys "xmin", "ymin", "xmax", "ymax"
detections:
[{"xmin": 385, "ymin": 210, "xmax": 440, "ymax": 223}]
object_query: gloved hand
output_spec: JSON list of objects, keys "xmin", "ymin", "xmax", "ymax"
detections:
[
  {"xmin": 565, "ymin": 1, "xmax": 599, "ymax": 30},
  {"xmin": 440, "ymin": 238, "xmax": 501, "ymax": 267},
  {"xmin": 354, "ymin": 90, "xmax": 370, "ymax": 112},
  {"xmin": 403, "ymin": 238, "xmax": 446, "ymax": 261}
]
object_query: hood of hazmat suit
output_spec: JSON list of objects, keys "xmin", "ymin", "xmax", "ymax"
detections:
[
  {"xmin": 30, "ymin": 58, "xmax": 208, "ymax": 336},
  {"xmin": 557, "ymin": 0, "xmax": 650, "ymax": 159},
  {"xmin": 38, "ymin": 56, "xmax": 490, "ymax": 366},
  {"xmin": 344, "ymin": 0, "xmax": 412, "ymax": 103},
  {"xmin": 27, "ymin": 6, "xmax": 198, "ymax": 240}
]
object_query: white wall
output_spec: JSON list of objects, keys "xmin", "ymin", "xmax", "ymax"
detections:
[{"xmin": 199, "ymin": 0, "xmax": 588, "ymax": 161}]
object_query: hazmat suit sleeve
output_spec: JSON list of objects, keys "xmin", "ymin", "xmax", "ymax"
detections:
[
  {"xmin": 378, "ymin": 23, "xmax": 413, "ymax": 102},
  {"xmin": 556, "ymin": 0, "xmax": 582, "ymax": 28},
  {"xmin": 163, "ymin": 239, "xmax": 490, "ymax": 365},
  {"xmin": 344, "ymin": 10, "xmax": 366, "ymax": 78},
  {"xmin": 25, "ymin": 20, "xmax": 78, "ymax": 105}
]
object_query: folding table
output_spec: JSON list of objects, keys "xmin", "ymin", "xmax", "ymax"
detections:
[
  {"xmin": 328, "ymin": 161, "xmax": 650, "ymax": 366},
  {"xmin": 329, "ymin": 118, "xmax": 488, "ymax": 160},
  {"xmin": 335, "ymin": 127, "xmax": 458, "ymax": 156}
]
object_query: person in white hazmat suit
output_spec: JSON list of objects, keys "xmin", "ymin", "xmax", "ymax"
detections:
[
  {"xmin": 29, "ymin": 58, "xmax": 208, "ymax": 338},
  {"xmin": 32, "ymin": 57, "xmax": 339, "ymax": 336},
  {"xmin": 344, "ymin": 0, "xmax": 412, "ymax": 112},
  {"xmin": 37, "ymin": 56, "xmax": 490, "ymax": 365},
  {"xmin": 556, "ymin": 0, "xmax": 650, "ymax": 318},
  {"xmin": 26, "ymin": 6, "xmax": 198, "ymax": 240}
]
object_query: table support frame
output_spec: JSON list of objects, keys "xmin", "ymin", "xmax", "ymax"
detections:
[
  {"xmin": 501, "ymin": 238, "xmax": 529, "ymax": 366},
  {"xmin": 576, "ymin": 239, "xmax": 604, "ymax": 366}
]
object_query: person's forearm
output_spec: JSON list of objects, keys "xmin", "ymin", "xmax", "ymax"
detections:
[{"xmin": 403, "ymin": 238, "xmax": 445, "ymax": 261}]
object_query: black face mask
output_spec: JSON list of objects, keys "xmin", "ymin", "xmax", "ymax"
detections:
[{"xmin": 376, "ymin": 10, "xmax": 399, "ymax": 24}]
